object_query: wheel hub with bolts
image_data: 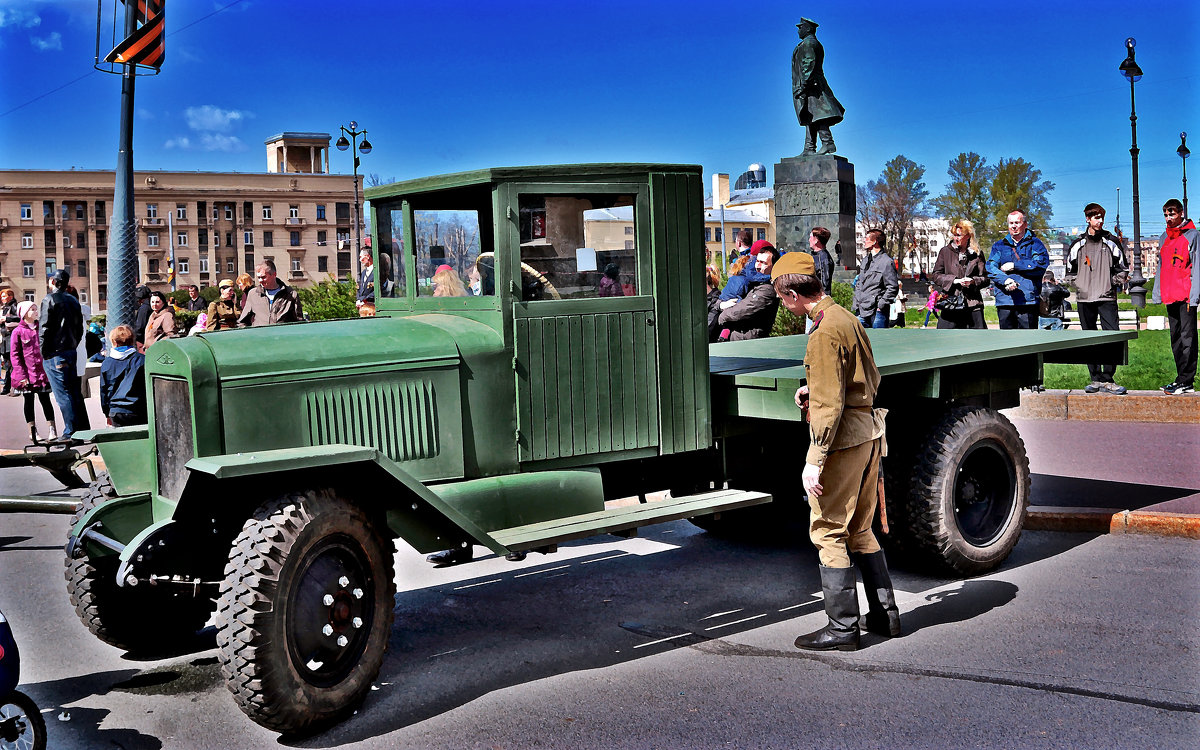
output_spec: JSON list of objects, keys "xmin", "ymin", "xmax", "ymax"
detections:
[{"xmin": 287, "ymin": 537, "xmax": 376, "ymax": 686}]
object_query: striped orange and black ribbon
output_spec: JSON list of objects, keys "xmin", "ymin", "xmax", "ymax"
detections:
[{"xmin": 104, "ymin": 0, "xmax": 165, "ymax": 70}]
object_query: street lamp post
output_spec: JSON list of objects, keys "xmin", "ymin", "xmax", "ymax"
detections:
[
  {"xmin": 1179, "ymin": 132, "xmax": 1190, "ymax": 217},
  {"xmin": 1119, "ymin": 37, "xmax": 1146, "ymax": 308},
  {"xmin": 335, "ymin": 121, "xmax": 372, "ymax": 281}
]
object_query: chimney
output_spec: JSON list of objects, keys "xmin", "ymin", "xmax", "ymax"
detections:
[{"xmin": 712, "ymin": 173, "xmax": 730, "ymax": 208}]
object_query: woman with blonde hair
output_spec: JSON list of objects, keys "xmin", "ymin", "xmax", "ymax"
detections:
[
  {"xmin": 930, "ymin": 219, "xmax": 989, "ymax": 329},
  {"xmin": 236, "ymin": 272, "xmax": 254, "ymax": 302},
  {"xmin": 432, "ymin": 267, "xmax": 468, "ymax": 297}
]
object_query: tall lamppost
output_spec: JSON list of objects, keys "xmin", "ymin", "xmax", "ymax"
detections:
[
  {"xmin": 1179, "ymin": 132, "xmax": 1190, "ymax": 217},
  {"xmin": 1119, "ymin": 37, "xmax": 1146, "ymax": 308},
  {"xmin": 335, "ymin": 121, "xmax": 372, "ymax": 280}
]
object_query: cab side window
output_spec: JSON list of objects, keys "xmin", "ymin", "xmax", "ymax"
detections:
[
  {"xmin": 374, "ymin": 207, "xmax": 406, "ymax": 298},
  {"xmin": 518, "ymin": 194, "xmax": 638, "ymax": 301}
]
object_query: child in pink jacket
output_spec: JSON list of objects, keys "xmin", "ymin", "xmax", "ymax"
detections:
[{"xmin": 9, "ymin": 300, "xmax": 57, "ymax": 443}]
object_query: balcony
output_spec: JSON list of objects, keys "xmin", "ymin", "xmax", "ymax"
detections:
[
  {"xmin": 289, "ymin": 269, "xmax": 308, "ymax": 282},
  {"xmin": 141, "ymin": 217, "xmax": 164, "ymax": 228},
  {"xmin": 143, "ymin": 245, "xmax": 167, "ymax": 254},
  {"xmin": 285, "ymin": 217, "xmax": 307, "ymax": 227}
]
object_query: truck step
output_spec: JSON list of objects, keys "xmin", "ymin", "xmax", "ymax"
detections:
[{"xmin": 491, "ymin": 488, "xmax": 771, "ymax": 552}]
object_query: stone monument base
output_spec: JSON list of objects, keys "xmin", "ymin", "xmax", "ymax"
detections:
[{"xmin": 774, "ymin": 154, "xmax": 856, "ymax": 277}]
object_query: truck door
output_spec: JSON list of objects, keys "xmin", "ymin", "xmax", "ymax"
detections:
[{"xmin": 505, "ymin": 184, "xmax": 659, "ymax": 464}]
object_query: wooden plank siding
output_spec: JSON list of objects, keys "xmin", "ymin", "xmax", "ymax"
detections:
[
  {"xmin": 516, "ymin": 311, "xmax": 659, "ymax": 462},
  {"xmin": 650, "ymin": 170, "xmax": 711, "ymax": 455}
]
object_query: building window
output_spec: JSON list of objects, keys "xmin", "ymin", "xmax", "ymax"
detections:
[
  {"xmin": 704, "ymin": 227, "xmax": 711, "ymax": 242},
  {"xmin": 76, "ymin": 231, "xmax": 86, "ymax": 248},
  {"xmin": 96, "ymin": 229, "xmax": 106, "ymax": 250},
  {"xmin": 930, "ymin": 239, "xmax": 939, "ymax": 248},
  {"xmin": 289, "ymin": 205, "xmax": 299, "ymax": 219},
  {"xmin": 317, "ymin": 230, "xmax": 327, "ymax": 245},
  {"xmin": 291, "ymin": 258, "xmax": 301, "ymax": 272},
  {"xmin": 290, "ymin": 231, "xmax": 300, "ymax": 246},
  {"xmin": 79, "ymin": 289, "xmax": 88, "ymax": 304},
  {"xmin": 42, "ymin": 201, "xmax": 53, "ymax": 218},
  {"xmin": 199, "ymin": 257, "xmax": 209, "ymax": 273},
  {"xmin": 243, "ymin": 230, "xmax": 252, "ymax": 245},
  {"xmin": 226, "ymin": 260, "xmax": 235, "ymax": 273},
  {"xmin": 21, "ymin": 233, "xmax": 33, "ymax": 249},
  {"xmin": 246, "ymin": 253, "xmax": 256, "ymax": 271},
  {"xmin": 224, "ymin": 206, "xmax": 233, "ymax": 220},
  {"xmin": 23, "ymin": 260, "xmax": 34, "ymax": 277},
  {"xmin": 44, "ymin": 230, "xmax": 56, "ymax": 250},
  {"xmin": 77, "ymin": 260, "xmax": 88, "ymax": 278},
  {"xmin": 147, "ymin": 203, "xmax": 158, "ymax": 218},
  {"xmin": 318, "ymin": 256, "xmax": 328, "ymax": 272},
  {"xmin": 335, "ymin": 202, "xmax": 350, "ymax": 221},
  {"xmin": 177, "ymin": 232, "xmax": 188, "ymax": 246},
  {"xmin": 225, "ymin": 232, "xmax": 233, "ymax": 247},
  {"xmin": 757, "ymin": 228, "xmax": 766, "ymax": 241},
  {"xmin": 316, "ymin": 204, "xmax": 326, "ymax": 220},
  {"xmin": 624, "ymin": 225, "xmax": 633, "ymax": 235},
  {"xmin": 178, "ymin": 258, "xmax": 189, "ymax": 274},
  {"xmin": 263, "ymin": 231, "xmax": 274, "ymax": 248},
  {"xmin": 336, "ymin": 230, "xmax": 350, "ymax": 243},
  {"xmin": 624, "ymin": 240, "xmax": 634, "ymax": 250},
  {"xmin": 45, "ymin": 259, "xmax": 57, "ymax": 276},
  {"xmin": 262, "ymin": 205, "xmax": 272, "ymax": 220},
  {"xmin": 95, "ymin": 201, "xmax": 105, "ymax": 222},
  {"xmin": 99, "ymin": 284, "xmax": 107, "ymax": 302},
  {"xmin": 24, "ymin": 291, "xmax": 35, "ymax": 302},
  {"xmin": 20, "ymin": 204, "xmax": 32, "ymax": 220},
  {"xmin": 715, "ymin": 227, "xmax": 723, "ymax": 242},
  {"xmin": 148, "ymin": 258, "xmax": 159, "ymax": 273},
  {"xmin": 61, "ymin": 204, "xmax": 69, "ymax": 219},
  {"xmin": 75, "ymin": 204, "xmax": 85, "ymax": 220},
  {"xmin": 198, "ymin": 228, "xmax": 208, "ymax": 246},
  {"xmin": 147, "ymin": 232, "xmax": 159, "ymax": 247},
  {"xmin": 176, "ymin": 204, "xmax": 187, "ymax": 220},
  {"xmin": 98, "ymin": 258, "xmax": 107, "ymax": 277}
]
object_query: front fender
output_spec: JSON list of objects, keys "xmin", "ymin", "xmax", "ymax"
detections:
[{"xmin": 73, "ymin": 425, "xmax": 153, "ymax": 497}]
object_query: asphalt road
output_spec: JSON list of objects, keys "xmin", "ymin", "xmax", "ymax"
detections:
[{"xmin": 1, "ymin": 463, "xmax": 1198, "ymax": 749}]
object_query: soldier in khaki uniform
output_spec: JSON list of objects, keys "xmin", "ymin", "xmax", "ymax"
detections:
[
  {"xmin": 204, "ymin": 279, "xmax": 242, "ymax": 332},
  {"xmin": 771, "ymin": 251, "xmax": 901, "ymax": 651}
]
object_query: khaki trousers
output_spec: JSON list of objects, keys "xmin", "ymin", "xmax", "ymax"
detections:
[{"xmin": 808, "ymin": 438, "xmax": 882, "ymax": 567}]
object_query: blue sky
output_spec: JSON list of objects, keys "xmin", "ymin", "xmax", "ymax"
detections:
[{"xmin": 1, "ymin": 0, "xmax": 1196, "ymax": 235}]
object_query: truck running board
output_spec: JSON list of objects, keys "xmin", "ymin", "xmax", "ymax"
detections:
[{"xmin": 491, "ymin": 488, "xmax": 772, "ymax": 553}]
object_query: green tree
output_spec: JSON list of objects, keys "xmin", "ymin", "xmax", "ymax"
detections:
[
  {"xmin": 988, "ymin": 157, "xmax": 1055, "ymax": 236},
  {"xmin": 296, "ymin": 277, "xmax": 357, "ymax": 320},
  {"xmin": 931, "ymin": 152, "xmax": 995, "ymax": 241},
  {"xmin": 858, "ymin": 155, "xmax": 928, "ymax": 261}
]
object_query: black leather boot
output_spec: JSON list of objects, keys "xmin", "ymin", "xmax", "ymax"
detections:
[
  {"xmin": 795, "ymin": 564, "xmax": 860, "ymax": 651},
  {"xmin": 426, "ymin": 545, "xmax": 472, "ymax": 567},
  {"xmin": 853, "ymin": 550, "xmax": 902, "ymax": 637}
]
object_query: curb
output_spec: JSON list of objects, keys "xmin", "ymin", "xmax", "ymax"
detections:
[
  {"xmin": 1027, "ymin": 506, "xmax": 1200, "ymax": 539},
  {"xmin": 1005, "ymin": 390, "xmax": 1200, "ymax": 424}
]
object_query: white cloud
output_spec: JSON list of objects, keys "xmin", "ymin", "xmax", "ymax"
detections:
[
  {"xmin": 0, "ymin": 9, "xmax": 43, "ymax": 29},
  {"xmin": 30, "ymin": 30, "xmax": 60, "ymax": 51},
  {"xmin": 137, "ymin": 108, "xmax": 155, "ymax": 119},
  {"xmin": 200, "ymin": 134, "xmax": 245, "ymax": 152},
  {"xmin": 164, "ymin": 137, "xmax": 191, "ymax": 150},
  {"xmin": 185, "ymin": 105, "xmax": 250, "ymax": 133}
]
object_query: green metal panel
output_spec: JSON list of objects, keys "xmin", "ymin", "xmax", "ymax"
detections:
[
  {"xmin": 82, "ymin": 426, "xmax": 153, "ymax": 496},
  {"xmin": 649, "ymin": 170, "xmax": 710, "ymax": 455},
  {"xmin": 431, "ymin": 468, "xmax": 604, "ymax": 533}
]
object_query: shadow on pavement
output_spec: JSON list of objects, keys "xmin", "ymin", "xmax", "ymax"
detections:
[
  {"xmin": 23, "ymin": 668, "xmax": 161, "ymax": 750},
  {"xmin": 284, "ymin": 519, "xmax": 1096, "ymax": 747},
  {"xmin": 1030, "ymin": 473, "xmax": 1198, "ymax": 510}
]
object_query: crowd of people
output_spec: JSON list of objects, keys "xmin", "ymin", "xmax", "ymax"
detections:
[{"xmin": 704, "ymin": 198, "xmax": 1198, "ymax": 397}]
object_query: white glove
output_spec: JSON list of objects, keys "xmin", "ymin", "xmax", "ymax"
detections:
[
  {"xmin": 1001, "ymin": 262, "xmax": 1015, "ymax": 272},
  {"xmin": 719, "ymin": 299, "xmax": 737, "ymax": 310},
  {"xmin": 802, "ymin": 463, "xmax": 823, "ymax": 497}
]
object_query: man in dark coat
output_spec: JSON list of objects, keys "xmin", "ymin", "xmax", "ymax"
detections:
[
  {"xmin": 792, "ymin": 18, "xmax": 845, "ymax": 155},
  {"xmin": 39, "ymin": 269, "xmax": 90, "ymax": 441}
]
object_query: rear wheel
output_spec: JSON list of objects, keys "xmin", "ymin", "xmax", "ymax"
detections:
[
  {"xmin": 64, "ymin": 472, "xmax": 214, "ymax": 651},
  {"xmin": 215, "ymin": 489, "xmax": 395, "ymax": 734},
  {"xmin": 892, "ymin": 406, "xmax": 1030, "ymax": 575}
]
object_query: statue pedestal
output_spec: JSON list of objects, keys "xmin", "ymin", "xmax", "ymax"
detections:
[{"xmin": 773, "ymin": 154, "xmax": 856, "ymax": 275}]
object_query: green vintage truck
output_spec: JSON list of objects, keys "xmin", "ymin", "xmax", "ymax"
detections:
[{"xmin": 65, "ymin": 163, "xmax": 1133, "ymax": 733}]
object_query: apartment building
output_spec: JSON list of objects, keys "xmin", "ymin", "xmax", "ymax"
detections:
[{"xmin": 0, "ymin": 133, "xmax": 359, "ymax": 311}]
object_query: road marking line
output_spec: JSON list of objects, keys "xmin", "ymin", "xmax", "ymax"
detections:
[
  {"xmin": 633, "ymin": 632, "xmax": 693, "ymax": 649},
  {"xmin": 704, "ymin": 613, "xmax": 768, "ymax": 630}
]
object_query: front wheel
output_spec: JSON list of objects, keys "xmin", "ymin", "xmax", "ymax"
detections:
[
  {"xmin": 893, "ymin": 406, "xmax": 1030, "ymax": 576},
  {"xmin": 0, "ymin": 690, "xmax": 47, "ymax": 750},
  {"xmin": 215, "ymin": 489, "xmax": 396, "ymax": 734}
]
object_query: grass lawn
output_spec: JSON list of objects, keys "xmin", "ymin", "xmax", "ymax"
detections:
[{"xmin": 1044, "ymin": 329, "xmax": 1176, "ymax": 391}]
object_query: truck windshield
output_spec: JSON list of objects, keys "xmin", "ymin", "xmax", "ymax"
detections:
[{"xmin": 413, "ymin": 209, "xmax": 490, "ymax": 297}]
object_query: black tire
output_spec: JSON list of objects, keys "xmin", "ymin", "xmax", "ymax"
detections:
[
  {"xmin": 0, "ymin": 690, "xmax": 48, "ymax": 750},
  {"xmin": 63, "ymin": 472, "xmax": 214, "ymax": 651},
  {"xmin": 894, "ymin": 406, "xmax": 1030, "ymax": 576},
  {"xmin": 214, "ymin": 489, "xmax": 396, "ymax": 734}
]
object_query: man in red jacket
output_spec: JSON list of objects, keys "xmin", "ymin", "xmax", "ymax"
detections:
[{"xmin": 1152, "ymin": 199, "xmax": 1199, "ymax": 395}]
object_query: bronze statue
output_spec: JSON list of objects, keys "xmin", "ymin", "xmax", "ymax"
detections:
[{"xmin": 792, "ymin": 18, "xmax": 844, "ymax": 155}]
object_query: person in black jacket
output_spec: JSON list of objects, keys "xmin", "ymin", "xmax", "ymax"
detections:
[
  {"xmin": 131, "ymin": 285, "xmax": 152, "ymax": 346},
  {"xmin": 1038, "ymin": 271, "xmax": 1070, "ymax": 330},
  {"xmin": 100, "ymin": 324, "xmax": 147, "ymax": 426},
  {"xmin": 809, "ymin": 226, "xmax": 835, "ymax": 294},
  {"xmin": 39, "ymin": 269, "xmax": 90, "ymax": 442},
  {"xmin": 717, "ymin": 244, "xmax": 781, "ymax": 340}
]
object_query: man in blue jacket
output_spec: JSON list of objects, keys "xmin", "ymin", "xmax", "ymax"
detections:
[{"xmin": 987, "ymin": 210, "xmax": 1049, "ymax": 329}]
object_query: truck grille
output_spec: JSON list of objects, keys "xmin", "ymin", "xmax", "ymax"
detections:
[
  {"xmin": 305, "ymin": 380, "xmax": 440, "ymax": 463},
  {"xmin": 153, "ymin": 377, "xmax": 194, "ymax": 502}
]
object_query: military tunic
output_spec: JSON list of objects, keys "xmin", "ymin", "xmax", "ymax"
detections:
[
  {"xmin": 802, "ymin": 295, "xmax": 884, "ymax": 567},
  {"xmin": 204, "ymin": 299, "xmax": 241, "ymax": 332}
]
